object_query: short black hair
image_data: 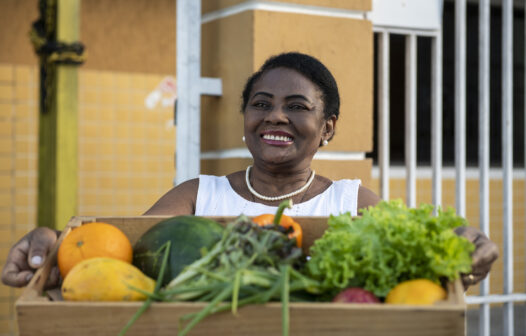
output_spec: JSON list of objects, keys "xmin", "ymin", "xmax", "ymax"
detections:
[{"xmin": 241, "ymin": 52, "xmax": 340, "ymax": 120}]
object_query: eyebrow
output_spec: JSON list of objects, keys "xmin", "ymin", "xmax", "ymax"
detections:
[
  {"xmin": 252, "ymin": 92, "xmax": 312, "ymax": 103},
  {"xmin": 252, "ymin": 91, "xmax": 273, "ymax": 98}
]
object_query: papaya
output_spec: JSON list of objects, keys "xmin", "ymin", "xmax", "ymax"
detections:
[
  {"xmin": 132, "ymin": 216, "xmax": 224, "ymax": 286},
  {"xmin": 61, "ymin": 257, "xmax": 155, "ymax": 301}
]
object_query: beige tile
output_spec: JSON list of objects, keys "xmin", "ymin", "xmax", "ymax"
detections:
[
  {"xmin": 0, "ymin": 84, "xmax": 12, "ymax": 101},
  {"xmin": 14, "ymin": 120, "xmax": 32, "ymax": 136},
  {"xmin": 99, "ymin": 72, "xmax": 114, "ymax": 88},
  {"xmin": 14, "ymin": 193, "xmax": 33, "ymax": 207},
  {"xmin": 115, "ymin": 159, "xmax": 130, "ymax": 172},
  {"xmin": 79, "ymin": 158, "xmax": 98, "ymax": 172},
  {"xmin": 81, "ymin": 106, "xmax": 99, "ymax": 121},
  {"xmin": 14, "ymin": 66, "xmax": 33, "ymax": 84},
  {"xmin": 80, "ymin": 123, "xmax": 99, "ymax": 139},
  {"xmin": 98, "ymin": 159, "xmax": 115, "ymax": 171},
  {"xmin": 81, "ymin": 193, "xmax": 99, "ymax": 206},
  {"xmin": 0, "ymin": 210, "xmax": 11, "ymax": 224},
  {"xmin": 80, "ymin": 142, "xmax": 99, "ymax": 156},
  {"xmin": 0, "ymin": 103, "xmax": 11, "ymax": 119},
  {"xmin": 14, "ymin": 85, "xmax": 30, "ymax": 101},
  {"xmin": 13, "ymin": 104, "xmax": 33, "ymax": 118},
  {"xmin": 115, "ymin": 124, "xmax": 129, "ymax": 139},
  {"xmin": 116, "ymin": 91, "xmax": 130, "ymax": 106},
  {"xmin": 99, "ymin": 107, "xmax": 115, "ymax": 121},
  {"xmin": 98, "ymin": 124, "xmax": 113, "ymax": 137},
  {"xmin": 99, "ymin": 90, "xmax": 114, "ymax": 105},
  {"xmin": 0, "ymin": 192, "xmax": 11, "ymax": 208},
  {"xmin": 0, "ymin": 175, "xmax": 11, "ymax": 190},
  {"xmin": 130, "ymin": 93, "xmax": 146, "ymax": 106},
  {"xmin": 82, "ymin": 89, "xmax": 98, "ymax": 104},
  {"xmin": 0, "ymin": 156, "xmax": 11, "ymax": 171},
  {"xmin": 82, "ymin": 70, "xmax": 99, "ymax": 87},
  {"xmin": 0, "ymin": 65, "xmax": 13, "ymax": 83},
  {"xmin": 115, "ymin": 73, "xmax": 132, "ymax": 89},
  {"xmin": 98, "ymin": 143, "xmax": 113, "ymax": 156}
]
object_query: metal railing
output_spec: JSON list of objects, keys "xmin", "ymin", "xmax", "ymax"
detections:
[{"xmin": 374, "ymin": 1, "xmax": 524, "ymax": 335}]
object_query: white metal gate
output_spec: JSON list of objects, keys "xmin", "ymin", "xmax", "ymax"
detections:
[{"xmin": 372, "ymin": 0, "xmax": 526, "ymax": 335}]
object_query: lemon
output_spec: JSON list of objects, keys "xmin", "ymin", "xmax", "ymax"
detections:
[{"xmin": 385, "ymin": 279, "xmax": 447, "ymax": 305}]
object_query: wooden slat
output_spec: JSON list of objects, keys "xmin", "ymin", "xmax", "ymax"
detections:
[{"xmin": 16, "ymin": 300, "xmax": 464, "ymax": 336}]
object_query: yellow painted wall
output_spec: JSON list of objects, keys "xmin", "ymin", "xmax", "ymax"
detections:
[{"xmin": 0, "ymin": 64, "xmax": 176, "ymax": 335}]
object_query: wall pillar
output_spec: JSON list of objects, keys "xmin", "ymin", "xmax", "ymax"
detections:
[{"xmin": 200, "ymin": 0, "xmax": 374, "ymax": 186}]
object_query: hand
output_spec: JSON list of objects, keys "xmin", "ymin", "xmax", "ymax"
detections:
[
  {"xmin": 1, "ymin": 227, "xmax": 61, "ymax": 288},
  {"xmin": 454, "ymin": 226, "xmax": 499, "ymax": 289}
]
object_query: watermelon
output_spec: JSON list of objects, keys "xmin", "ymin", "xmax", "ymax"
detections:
[{"xmin": 132, "ymin": 216, "xmax": 224, "ymax": 286}]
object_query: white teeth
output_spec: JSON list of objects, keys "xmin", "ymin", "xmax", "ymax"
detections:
[{"xmin": 263, "ymin": 134, "xmax": 292, "ymax": 142}]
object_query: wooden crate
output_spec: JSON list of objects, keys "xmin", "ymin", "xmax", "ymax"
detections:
[{"xmin": 16, "ymin": 216, "xmax": 466, "ymax": 336}]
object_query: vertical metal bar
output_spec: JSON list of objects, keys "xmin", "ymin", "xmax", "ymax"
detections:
[
  {"xmin": 378, "ymin": 31, "xmax": 390, "ymax": 200},
  {"xmin": 501, "ymin": 0, "xmax": 514, "ymax": 335},
  {"xmin": 405, "ymin": 34, "xmax": 417, "ymax": 208},
  {"xmin": 431, "ymin": 32, "xmax": 442, "ymax": 210},
  {"xmin": 478, "ymin": 0, "xmax": 491, "ymax": 335},
  {"xmin": 176, "ymin": 0, "xmax": 201, "ymax": 185},
  {"xmin": 455, "ymin": 0, "xmax": 466, "ymax": 216}
]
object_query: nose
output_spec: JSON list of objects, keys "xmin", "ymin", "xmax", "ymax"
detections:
[{"xmin": 264, "ymin": 104, "xmax": 289, "ymax": 124}]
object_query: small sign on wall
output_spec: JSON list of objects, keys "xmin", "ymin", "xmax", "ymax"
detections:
[{"xmin": 145, "ymin": 76, "xmax": 177, "ymax": 109}]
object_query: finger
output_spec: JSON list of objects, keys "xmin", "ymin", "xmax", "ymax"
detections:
[
  {"xmin": 471, "ymin": 240, "xmax": 499, "ymax": 267},
  {"xmin": 45, "ymin": 266, "xmax": 61, "ymax": 289},
  {"xmin": 1, "ymin": 239, "xmax": 32, "ymax": 287},
  {"xmin": 27, "ymin": 228, "xmax": 58, "ymax": 268},
  {"xmin": 1, "ymin": 268, "xmax": 34, "ymax": 288}
]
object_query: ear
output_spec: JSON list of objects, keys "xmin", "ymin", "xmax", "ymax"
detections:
[{"xmin": 323, "ymin": 115, "xmax": 337, "ymax": 142}]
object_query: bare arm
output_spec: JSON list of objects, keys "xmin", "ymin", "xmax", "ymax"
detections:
[
  {"xmin": 143, "ymin": 178, "xmax": 199, "ymax": 215},
  {"xmin": 357, "ymin": 185, "xmax": 381, "ymax": 212}
]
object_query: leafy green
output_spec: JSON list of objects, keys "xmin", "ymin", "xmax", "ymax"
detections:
[{"xmin": 305, "ymin": 200, "xmax": 474, "ymax": 298}]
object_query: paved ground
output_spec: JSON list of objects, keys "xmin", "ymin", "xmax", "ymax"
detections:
[{"xmin": 467, "ymin": 304, "xmax": 525, "ymax": 336}]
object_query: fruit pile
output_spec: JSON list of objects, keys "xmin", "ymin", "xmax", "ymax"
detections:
[{"xmin": 58, "ymin": 222, "xmax": 154, "ymax": 301}]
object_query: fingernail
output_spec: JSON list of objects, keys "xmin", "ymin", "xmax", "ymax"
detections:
[
  {"xmin": 31, "ymin": 256, "xmax": 42, "ymax": 266},
  {"xmin": 26, "ymin": 273, "xmax": 33, "ymax": 282}
]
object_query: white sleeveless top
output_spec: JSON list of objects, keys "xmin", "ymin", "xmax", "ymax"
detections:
[{"xmin": 195, "ymin": 175, "xmax": 361, "ymax": 217}]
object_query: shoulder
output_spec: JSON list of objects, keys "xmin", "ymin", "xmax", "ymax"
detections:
[
  {"xmin": 357, "ymin": 185, "xmax": 381, "ymax": 212},
  {"xmin": 143, "ymin": 178, "xmax": 199, "ymax": 215}
]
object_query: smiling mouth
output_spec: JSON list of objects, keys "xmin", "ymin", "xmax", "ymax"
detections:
[{"xmin": 262, "ymin": 134, "xmax": 292, "ymax": 143}]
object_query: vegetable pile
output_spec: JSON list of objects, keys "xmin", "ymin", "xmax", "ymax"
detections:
[
  {"xmin": 306, "ymin": 200, "xmax": 474, "ymax": 297},
  {"xmin": 57, "ymin": 199, "xmax": 475, "ymax": 335}
]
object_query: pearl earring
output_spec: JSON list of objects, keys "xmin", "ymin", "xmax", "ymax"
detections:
[
  {"xmin": 322, "ymin": 140, "xmax": 329, "ymax": 146},
  {"xmin": 242, "ymin": 136, "xmax": 246, "ymax": 142}
]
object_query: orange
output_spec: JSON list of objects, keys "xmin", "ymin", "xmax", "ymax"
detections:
[
  {"xmin": 57, "ymin": 222, "xmax": 133, "ymax": 278},
  {"xmin": 385, "ymin": 279, "xmax": 447, "ymax": 305}
]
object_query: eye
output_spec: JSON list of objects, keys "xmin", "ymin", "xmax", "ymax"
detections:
[
  {"xmin": 251, "ymin": 101, "xmax": 271, "ymax": 110},
  {"xmin": 288, "ymin": 103, "xmax": 308, "ymax": 111}
]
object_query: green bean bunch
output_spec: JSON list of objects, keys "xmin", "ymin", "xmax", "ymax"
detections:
[{"xmin": 161, "ymin": 215, "xmax": 321, "ymax": 336}]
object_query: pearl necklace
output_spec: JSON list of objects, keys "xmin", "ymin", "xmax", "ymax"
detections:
[{"xmin": 245, "ymin": 165, "xmax": 316, "ymax": 202}]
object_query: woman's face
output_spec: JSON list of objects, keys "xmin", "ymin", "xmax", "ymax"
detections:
[{"xmin": 244, "ymin": 67, "xmax": 335, "ymax": 171}]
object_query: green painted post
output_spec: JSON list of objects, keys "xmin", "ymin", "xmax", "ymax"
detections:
[{"xmin": 37, "ymin": 0, "xmax": 80, "ymax": 230}]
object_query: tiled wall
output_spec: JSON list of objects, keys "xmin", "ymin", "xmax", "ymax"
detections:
[
  {"xmin": 0, "ymin": 64, "xmax": 175, "ymax": 335},
  {"xmin": 77, "ymin": 70, "xmax": 175, "ymax": 216}
]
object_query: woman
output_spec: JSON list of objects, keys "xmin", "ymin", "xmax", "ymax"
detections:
[{"xmin": 2, "ymin": 52, "xmax": 497, "ymax": 289}]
